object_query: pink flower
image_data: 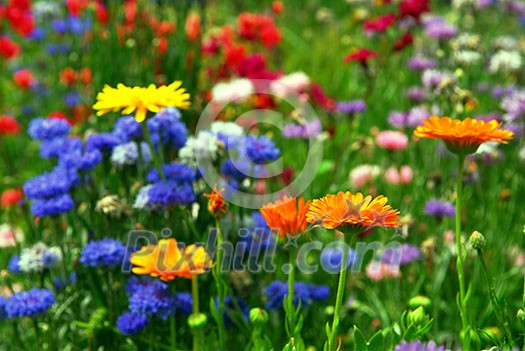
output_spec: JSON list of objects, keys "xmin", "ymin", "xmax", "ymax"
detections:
[
  {"xmin": 384, "ymin": 167, "xmax": 400, "ymax": 185},
  {"xmin": 399, "ymin": 165, "xmax": 413, "ymax": 184},
  {"xmin": 376, "ymin": 130, "xmax": 409, "ymax": 150},
  {"xmin": 0, "ymin": 224, "xmax": 22, "ymax": 248},
  {"xmin": 349, "ymin": 164, "xmax": 381, "ymax": 189},
  {"xmin": 384, "ymin": 165, "xmax": 413, "ymax": 185},
  {"xmin": 366, "ymin": 261, "xmax": 401, "ymax": 280}
]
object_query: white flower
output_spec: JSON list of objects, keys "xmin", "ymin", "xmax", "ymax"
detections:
[
  {"xmin": 179, "ymin": 131, "xmax": 219, "ymax": 164},
  {"xmin": 489, "ymin": 50, "xmax": 522, "ymax": 73},
  {"xmin": 454, "ymin": 50, "xmax": 482, "ymax": 65},
  {"xmin": 270, "ymin": 72, "xmax": 310, "ymax": 98},
  {"xmin": 210, "ymin": 121, "xmax": 244, "ymax": 138},
  {"xmin": 492, "ymin": 36, "xmax": 518, "ymax": 51},
  {"xmin": 111, "ymin": 142, "xmax": 151, "ymax": 167},
  {"xmin": 133, "ymin": 185, "xmax": 153, "ymax": 210},
  {"xmin": 475, "ymin": 141, "xmax": 499, "ymax": 155},
  {"xmin": 211, "ymin": 79, "xmax": 254, "ymax": 104},
  {"xmin": 33, "ymin": 1, "xmax": 60, "ymax": 17},
  {"xmin": 18, "ymin": 242, "xmax": 62, "ymax": 273}
]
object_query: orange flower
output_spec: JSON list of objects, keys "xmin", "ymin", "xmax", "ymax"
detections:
[
  {"xmin": 414, "ymin": 116, "xmax": 514, "ymax": 155},
  {"xmin": 130, "ymin": 238, "xmax": 212, "ymax": 281},
  {"xmin": 204, "ymin": 184, "xmax": 229, "ymax": 218},
  {"xmin": 260, "ymin": 196, "xmax": 311, "ymax": 238},
  {"xmin": 306, "ymin": 191, "xmax": 399, "ymax": 232}
]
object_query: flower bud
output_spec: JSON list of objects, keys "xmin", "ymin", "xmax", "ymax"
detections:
[
  {"xmin": 249, "ymin": 308, "xmax": 269, "ymax": 325},
  {"xmin": 517, "ymin": 309, "xmax": 525, "ymax": 321},
  {"xmin": 469, "ymin": 231, "xmax": 485, "ymax": 250},
  {"xmin": 408, "ymin": 295, "xmax": 431, "ymax": 309},
  {"xmin": 188, "ymin": 313, "xmax": 208, "ymax": 330},
  {"xmin": 408, "ymin": 306, "xmax": 429, "ymax": 327}
]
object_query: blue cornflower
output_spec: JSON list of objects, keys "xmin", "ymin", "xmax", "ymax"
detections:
[
  {"xmin": 244, "ymin": 135, "xmax": 280, "ymax": 164},
  {"xmin": 7, "ymin": 255, "xmax": 21, "ymax": 274},
  {"xmin": 116, "ymin": 312, "xmax": 149, "ymax": 335},
  {"xmin": 64, "ymin": 92, "xmax": 81, "ymax": 108},
  {"xmin": 59, "ymin": 149, "xmax": 102, "ymax": 172},
  {"xmin": 80, "ymin": 238, "xmax": 126, "ymax": 267},
  {"xmin": 146, "ymin": 163, "xmax": 195, "ymax": 183},
  {"xmin": 147, "ymin": 181, "xmax": 195, "ymax": 206},
  {"xmin": 174, "ymin": 293, "xmax": 193, "ymax": 315},
  {"xmin": 147, "ymin": 107, "xmax": 188, "ymax": 148},
  {"xmin": 113, "ymin": 116, "xmax": 143, "ymax": 142},
  {"xmin": 28, "ymin": 117, "xmax": 70, "ymax": 141},
  {"xmin": 394, "ymin": 340, "xmax": 445, "ymax": 351},
  {"xmin": 51, "ymin": 18, "xmax": 68, "ymax": 34},
  {"xmin": 5, "ymin": 288, "xmax": 55, "ymax": 318},
  {"xmin": 28, "ymin": 27, "xmax": 45, "ymax": 41},
  {"xmin": 265, "ymin": 281, "xmax": 330, "ymax": 310},
  {"xmin": 86, "ymin": 133, "xmax": 120, "ymax": 152},
  {"xmin": 0, "ymin": 296, "xmax": 7, "ymax": 320},
  {"xmin": 30, "ymin": 193, "xmax": 74, "ymax": 217},
  {"xmin": 40, "ymin": 136, "xmax": 83, "ymax": 159},
  {"xmin": 128, "ymin": 282, "xmax": 175, "ymax": 320},
  {"xmin": 214, "ymin": 295, "xmax": 250, "ymax": 327},
  {"xmin": 111, "ymin": 142, "xmax": 151, "ymax": 167},
  {"xmin": 67, "ymin": 16, "xmax": 89, "ymax": 35},
  {"xmin": 24, "ymin": 167, "xmax": 73, "ymax": 199},
  {"xmin": 125, "ymin": 276, "xmax": 164, "ymax": 295},
  {"xmin": 424, "ymin": 199, "xmax": 456, "ymax": 218},
  {"xmin": 382, "ymin": 244, "xmax": 421, "ymax": 265},
  {"xmin": 320, "ymin": 245, "xmax": 356, "ymax": 274},
  {"xmin": 46, "ymin": 43, "xmax": 69, "ymax": 54}
]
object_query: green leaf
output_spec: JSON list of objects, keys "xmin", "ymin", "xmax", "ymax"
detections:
[
  {"xmin": 354, "ymin": 326, "xmax": 368, "ymax": 351},
  {"xmin": 368, "ymin": 330, "xmax": 385, "ymax": 351}
]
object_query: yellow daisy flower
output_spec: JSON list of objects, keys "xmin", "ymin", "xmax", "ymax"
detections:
[{"xmin": 92, "ymin": 81, "xmax": 191, "ymax": 122}]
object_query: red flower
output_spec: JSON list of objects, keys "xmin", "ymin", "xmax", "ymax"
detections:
[
  {"xmin": 48, "ymin": 111, "xmax": 71, "ymax": 124},
  {"xmin": 1, "ymin": 188, "xmax": 24, "ymax": 207},
  {"xmin": 60, "ymin": 67, "xmax": 76, "ymax": 85},
  {"xmin": 79, "ymin": 67, "xmax": 92, "ymax": 85},
  {"xmin": 5, "ymin": 0, "xmax": 35, "ymax": 36},
  {"xmin": 311, "ymin": 84, "xmax": 335, "ymax": 111},
  {"xmin": 0, "ymin": 36, "xmax": 20, "ymax": 59},
  {"xmin": 185, "ymin": 13, "xmax": 201, "ymax": 41},
  {"xmin": 393, "ymin": 32, "xmax": 413, "ymax": 51},
  {"xmin": 272, "ymin": 1, "xmax": 284, "ymax": 14},
  {"xmin": 238, "ymin": 12, "xmax": 260, "ymax": 41},
  {"xmin": 363, "ymin": 14, "xmax": 396, "ymax": 33},
  {"xmin": 13, "ymin": 69, "xmax": 35, "ymax": 88},
  {"xmin": 343, "ymin": 48, "xmax": 379, "ymax": 64},
  {"xmin": 66, "ymin": 0, "xmax": 89, "ymax": 16},
  {"xmin": 260, "ymin": 24, "xmax": 281, "ymax": 47},
  {"xmin": 94, "ymin": 0, "xmax": 108, "ymax": 24},
  {"xmin": 0, "ymin": 115, "xmax": 21, "ymax": 135},
  {"xmin": 399, "ymin": 0, "xmax": 430, "ymax": 21}
]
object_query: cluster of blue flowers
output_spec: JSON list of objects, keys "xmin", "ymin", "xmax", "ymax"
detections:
[
  {"xmin": 51, "ymin": 16, "xmax": 91, "ymax": 36},
  {"xmin": 80, "ymin": 238, "xmax": 126, "ymax": 267},
  {"xmin": 264, "ymin": 281, "xmax": 330, "ymax": 310},
  {"xmin": 25, "ymin": 118, "xmax": 103, "ymax": 217},
  {"xmin": 116, "ymin": 277, "xmax": 193, "ymax": 335},
  {"xmin": 3, "ymin": 288, "xmax": 55, "ymax": 318}
]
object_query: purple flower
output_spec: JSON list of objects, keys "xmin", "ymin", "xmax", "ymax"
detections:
[
  {"xmin": 501, "ymin": 90, "xmax": 525, "ymax": 121},
  {"xmin": 407, "ymin": 57, "xmax": 436, "ymax": 71},
  {"xmin": 492, "ymin": 85, "xmax": 517, "ymax": 98},
  {"xmin": 382, "ymin": 244, "xmax": 421, "ymax": 265},
  {"xmin": 394, "ymin": 340, "xmax": 445, "ymax": 351},
  {"xmin": 407, "ymin": 106, "xmax": 429, "ymax": 127},
  {"xmin": 388, "ymin": 111, "xmax": 408, "ymax": 128},
  {"xmin": 422, "ymin": 70, "xmax": 456, "ymax": 89},
  {"xmin": 424, "ymin": 17, "xmax": 457, "ymax": 39},
  {"xmin": 265, "ymin": 281, "xmax": 330, "ymax": 310},
  {"xmin": 424, "ymin": 199, "xmax": 456, "ymax": 218},
  {"xmin": 283, "ymin": 118, "xmax": 322, "ymax": 139},
  {"xmin": 405, "ymin": 87, "xmax": 428, "ymax": 102},
  {"xmin": 335, "ymin": 100, "xmax": 367, "ymax": 114}
]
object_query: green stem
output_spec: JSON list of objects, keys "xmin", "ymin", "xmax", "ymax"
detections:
[
  {"xmin": 170, "ymin": 284, "xmax": 177, "ymax": 350},
  {"xmin": 191, "ymin": 275, "xmax": 203, "ymax": 351},
  {"xmin": 478, "ymin": 249, "xmax": 515, "ymax": 346},
  {"xmin": 11, "ymin": 321, "xmax": 24, "ymax": 351},
  {"xmin": 455, "ymin": 155, "xmax": 471, "ymax": 351},
  {"xmin": 180, "ymin": 206, "xmax": 200, "ymax": 239},
  {"xmin": 53, "ymin": 218, "xmax": 68, "ymax": 278},
  {"xmin": 286, "ymin": 247, "xmax": 297, "ymax": 339},
  {"xmin": 32, "ymin": 319, "xmax": 40, "ymax": 349},
  {"xmin": 214, "ymin": 219, "xmax": 226, "ymax": 351},
  {"xmin": 141, "ymin": 122, "xmax": 165, "ymax": 181},
  {"xmin": 326, "ymin": 236, "xmax": 350, "ymax": 351}
]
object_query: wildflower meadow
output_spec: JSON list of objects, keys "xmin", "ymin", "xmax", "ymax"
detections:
[{"xmin": 1, "ymin": 0, "xmax": 525, "ymax": 350}]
